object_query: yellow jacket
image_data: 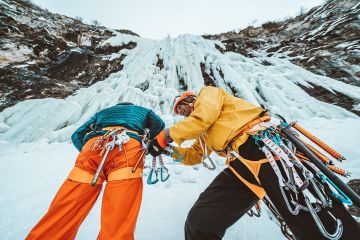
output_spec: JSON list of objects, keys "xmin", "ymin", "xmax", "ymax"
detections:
[{"xmin": 170, "ymin": 86, "xmax": 264, "ymax": 165}]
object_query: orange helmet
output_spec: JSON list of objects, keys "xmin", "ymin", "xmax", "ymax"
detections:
[{"xmin": 173, "ymin": 91, "xmax": 197, "ymax": 114}]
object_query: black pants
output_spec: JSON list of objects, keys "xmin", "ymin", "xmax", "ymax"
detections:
[{"xmin": 185, "ymin": 138, "xmax": 360, "ymax": 240}]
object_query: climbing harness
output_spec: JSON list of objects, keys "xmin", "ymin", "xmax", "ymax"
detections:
[
  {"xmin": 68, "ymin": 127, "xmax": 153, "ymax": 186},
  {"xmin": 147, "ymin": 155, "xmax": 170, "ymax": 184},
  {"xmin": 199, "ymin": 133, "xmax": 216, "ymax": 170},
  {"xmin": 90, "ymin": 128, "xmax": 131, "ymax": 186}
]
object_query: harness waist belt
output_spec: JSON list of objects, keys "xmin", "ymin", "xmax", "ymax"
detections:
[
  {"xmin": 238, "ymin": 115, "xmax": 271, "ymax": 136},
  {"xmin": 102, "ymin": 125, "xmax": 139, "ymax": 135},
  {"xmin": 68, "ymin": 167, "xmax": 143, "ymax": 184}
]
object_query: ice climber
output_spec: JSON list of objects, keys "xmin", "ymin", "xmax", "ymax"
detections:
[
  {"xmin": 148, "ymin": 86, "xmax": 360, "ymax": 240},
  {"xmin": 26, "ymin": 102, "xmax": 165, "ymax": 240}
]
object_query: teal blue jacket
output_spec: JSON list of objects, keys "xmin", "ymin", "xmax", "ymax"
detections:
[{"xmin": 71, "ymin": 103, "xmax": 165, "ymax": 151}]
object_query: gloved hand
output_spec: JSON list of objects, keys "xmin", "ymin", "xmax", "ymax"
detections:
[{"xmin": 148, "ymin": 130, "xmax": 167, "ymax": 157}]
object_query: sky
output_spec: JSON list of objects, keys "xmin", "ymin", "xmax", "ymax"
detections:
[{"xmin": 31, "ymin": 0, "xmax": 325, "ymax": 39}]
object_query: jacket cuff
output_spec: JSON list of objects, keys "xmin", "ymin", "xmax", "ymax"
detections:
[{"xmin": 164, "ymin": 128, "xmax": 173, "ymax": 143}]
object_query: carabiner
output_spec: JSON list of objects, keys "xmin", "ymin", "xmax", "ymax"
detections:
[
  {"xmin": 304, "ymin": 196, "xmax": 343, "ymax": 240},
  {"xmin": 280, "ymin": 186, "xmax": 301, "ymax": 215},
  {"xmin": 159, "ymin": 166, "xmax": 170, "ymax": 182},
  {"xmin": 169, "ymin": 148, "xmax": 184, "ymax": 162},
  {"xmin": 202, "ymin": 156, "xmax": 216, "ymax": 170},
  {"xmin": 247, "ymin": 209, "xmax": 254, "ymax": 217},
  {"xmin": 147, "ymin": 168, "xmax": 159, "ymax": 185},
  {"xmin": 318, "ymin": 173, "xmax": 353, "ymax": 205}
]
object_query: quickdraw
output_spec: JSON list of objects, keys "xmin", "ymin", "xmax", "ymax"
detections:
[
  {"xmin": 252, "ymin": 122, "xmax": 344, "ymax": 240},
  {"xmin": 147, "ymin": 155, "xmax": 170, "ymax": 185},
  {"xmin": 132, "ymin": 129, "xmax": 150, "ymax": 173},
  {"xmin": 247, "ymin": 201, "xmax": 261, "ymax": 217},
  {"xmin": 199, "ymin": 133, "xmax": 216, "ymax": 170},
  {"xmin": 165, "ymin": 146, "xmax": 184, "ymax": 163},
  {"xmin": 263, "ymin": 196, "xmax": 295, "ymax": 240},
  {"xmin": 318, "ymin": 173, "xmax": 353, "ymax": 206}
]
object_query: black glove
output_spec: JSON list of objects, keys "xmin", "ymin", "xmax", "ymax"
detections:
[{"xmin": 148, "ymin": 139, "xmax": 165, "ymax": 157}]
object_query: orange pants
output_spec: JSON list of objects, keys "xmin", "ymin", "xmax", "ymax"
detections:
[{"xmin": 26, "ymin": 137, "xmax": 144, "ymax": 240}]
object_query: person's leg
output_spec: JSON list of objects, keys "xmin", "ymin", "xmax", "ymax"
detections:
[
  {"xmin": 239, "ymin": 136, "xmax": 360, "ymax": 239},
  {"xmin": 185, "ymin": 168, "xmax": 259, "ymax": 240},
  {"xmin": 98, "ymin": 138, "xmax": 144, "ymax": 240},
  {"xmin": 98, "ymin": 178, "xmax": 143, "ymax": 240},
  {"xmin": 26, "ymin": 179, "xmax": 102, "ymax": 240},
  {"xmin": 26, "ymin": 137, "xmax": 106, "ymax": 240}
]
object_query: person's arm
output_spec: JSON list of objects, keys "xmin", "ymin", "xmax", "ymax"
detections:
[
  {"xmin": 71, "ymin": 114, "xmax": 97, "ymax": 151},
  {"xmin": 146, "ymin": 110, "xmax": 165, "ymax": 139},
  {"xmin": 169, "ymin": 86, "xmax": 224, "ymax": 145}
]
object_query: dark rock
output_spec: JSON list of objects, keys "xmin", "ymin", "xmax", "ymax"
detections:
[
  {"xmin": 0, "ymin": 0, "xmax": 139, "ymax": 111},
  {"xmin": 200, "ymin": 62, "xmax": 216, "ymax": 87},
  {"xmin": 347, "ymin": 179, "xmax": 360, "ymax": 217},
  {"xmin": 156, "ymin": 55, "xmax": 164, "ymax": 70},
  {"xmin": 298, "ymin": 83, "xmax": 360, "ymax": 116},
  {"xmin": 176, "ymin": 66, "xmax": 188, "ymax": 91},
  {"xmin": 95, "ymin": 41, "xmax": 136, "ymax": 55}
]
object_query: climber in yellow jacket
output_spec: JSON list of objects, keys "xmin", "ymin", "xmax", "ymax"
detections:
[{"xmin": 148, "ymin": 86, "xmax": 359, "ymax": 240}]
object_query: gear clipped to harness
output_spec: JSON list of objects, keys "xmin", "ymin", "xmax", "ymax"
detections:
[
  {"xmin": 147, "ymin": 155, "xmax": 170, "ymax": 185},
  {"xmin": 90, "ymin": 128, "xmax": 131, "ymax": 186},
  {"xmin": 246, "ymin": 116, "xmax": 359, "ymax": 240}
]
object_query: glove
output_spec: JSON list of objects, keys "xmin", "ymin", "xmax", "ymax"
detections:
[
  {"xmin": 148, "ymin": 139, "xmax": 165, "ymax": 157},
  {"xmin": 148, "ymin": 130, "xmax": 167, "ymax": 157}
]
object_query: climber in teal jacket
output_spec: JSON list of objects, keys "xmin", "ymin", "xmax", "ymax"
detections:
[
  {"xmin": 27, "ymin": 102, "xmax": 165, "ymax": 240},
  {"xmin": 71, "ymin": 102, "xmax": 165, "ymax": 151}
]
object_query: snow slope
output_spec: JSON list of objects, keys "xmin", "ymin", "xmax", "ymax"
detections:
[{"xmin": 0, "ymin": 33, "xmax": 359, "ymax": 239}]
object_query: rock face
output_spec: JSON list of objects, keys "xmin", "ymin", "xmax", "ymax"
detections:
[
  {"xmin": 204, "ymin": 0, "xmax": 360, "ymax": 115},
  {"xmin": 347, "ymin": 179, "xmax": 360, "ymax": 217},
  {"xmin": 1, "ymin": 0, "xmax": 359, "ymax": 115},
  {"xmin": 0, "ymin": 0, "xmax": 138, "ymax": 111}
]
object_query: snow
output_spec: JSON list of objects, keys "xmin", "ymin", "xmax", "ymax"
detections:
[
  {"xmin": 306, "ymin": 22, "xmax": 328, "ymax": 38},
  {"xmin": 78, "ymin": 33, "xmax": 92, "ymax": 46},
  {"xmin": 323, "ymin": 15, "xmax": 348, "ymax": 35},
  {"xmin": 38, "ymin": 16, "xmax": 53, "ymax": 25},
  {"xmin": 0, "ymin": 42, "xmax": 33, "ymax": 67},
  {"xmin": 101, "ymin": 31, "xmax": 140, "ymax": 47},
  {"xmin": 0, "ymin": 33, "xmax": 359, "ymax": 239},
  {"xmin": 0, "ymin": 117, "xmax": 358, "ymax": 239},
  {"xmin": 335, "ymin": 41, "xmax": 359, "ymax": 49},
  {"xmin": 0, "ymin": 0, "xmax": 15, "ymax": 10},
  {"xmin": 351, "ymin": 2, "xmax": 360, "ymax": 10}
]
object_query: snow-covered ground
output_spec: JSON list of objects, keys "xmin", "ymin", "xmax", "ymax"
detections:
[
  {"xmin": 0, "ymin": 117, "xmax": 359, "ymax": 239},
  {"xmin": 0, "ymin": 33, "xmax": 359, "ymax": 239}
]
